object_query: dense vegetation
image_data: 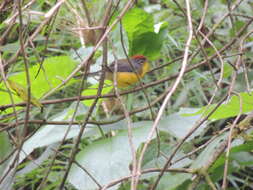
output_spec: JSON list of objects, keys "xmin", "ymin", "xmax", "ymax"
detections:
[{"xmin": 0, "ymin": 0, "xmax": 253, "ymax": 189}]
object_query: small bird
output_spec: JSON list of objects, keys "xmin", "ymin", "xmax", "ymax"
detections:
[{"xmin": 105, "ymin": 55, "xmax": 149, "ymax": 88}]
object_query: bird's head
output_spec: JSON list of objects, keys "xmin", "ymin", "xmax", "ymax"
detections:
[{"xmin": 131, "ymin": 55, "xmax": 147, "ymax": 65}]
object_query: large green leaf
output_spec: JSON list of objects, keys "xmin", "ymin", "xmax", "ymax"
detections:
[
  {"xmin": 6, "ymin": 102, "xmax": 152, "ymax": 166},
  {"xmin": 184, "ymin": 91, "xmax": 253, "ymax": 121},
  {"xmin": 122, "ymin": 8, "xmax": 167, "ymax": 60},
  {"xmin": 0, "ymin": 56, "xmax": 77, "ymax": 107},
  {"xmin": 159, "ymin": 108, "xmax": 207, "ymax": 141},
  {"xmin": 68, "ymin": 123, "xmax": 154, "ymax": 190}
]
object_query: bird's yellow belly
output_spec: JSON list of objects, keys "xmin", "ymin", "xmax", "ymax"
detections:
[
  {"xmin": 106, "ymin": 62, "xmax": 149, "ymax": 88},
  {"xmin": 116, "ymin": 72, "xmax": 140, "ymax": 87}
]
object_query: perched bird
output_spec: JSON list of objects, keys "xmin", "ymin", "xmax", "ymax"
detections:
[{"xmin": 105, "ymin": 55, "xmax": 149, "ymax": 88}]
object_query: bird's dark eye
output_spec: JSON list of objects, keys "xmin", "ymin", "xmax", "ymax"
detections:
[{"xmin": 140, "ymin": 58, "xmax": 146, "ymax": 63}]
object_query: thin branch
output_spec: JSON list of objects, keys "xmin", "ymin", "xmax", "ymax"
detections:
[
  {"xmin": 222, "ymin": 93, "xmax": 243, "ymax": 189},
  {"xmin": 137, "ymin": 0, "xmax": 194, "ymax": 188}
]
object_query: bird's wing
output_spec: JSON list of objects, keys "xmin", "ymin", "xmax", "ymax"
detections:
[{"xmin": 106, "ymin": 59, "xmax": 142, "ymax": 73}]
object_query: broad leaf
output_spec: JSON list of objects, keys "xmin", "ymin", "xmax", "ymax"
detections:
[
  {"xmin": 122, "ymin": 8, "xmax": 167, "ymax": 60},
  {"xmin": 68, "ymin": 123, "xmax": 154, "ymax": 190},
  {"xmin": 0, "ymin": 56, "xmax": 77, "ymax": 108},
  {"xmin": 159, "ymin": 108, "xmax": 207, "ymax": 141},
  {"xmin": 185, "ymin": 91, "xmax": 253, "ymax": 121}
]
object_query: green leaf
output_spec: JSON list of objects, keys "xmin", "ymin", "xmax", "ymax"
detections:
[
  {"xmin": 229, "ymin": 20, "xmax": 245, "ymax": 37},
  {"xmin": 0, "ymin": 56, "xmax": 77, "ymax": 108},
  {"xmin": 159, "ymin": 108, "xmax": 207, "ymax": 141},
  {"xmin": 191, "ymin": 134, "xmax": 227, "ymax": 169},
  {"xmin": 7, "ymin": 79, "xmax": 42, "ymax": 107},
  {"xmin": 211, "ymin": 140, "xmax": 253, "ymax": 171},
  {"xmin": 142, "ymin": 141, "xmax": 192, "ymax": 170},
  {"xmin": 0, "ymin": 132, "xmax": 11, "ymax": 174},
  {"xmin": 208, "ymin": 92, "xmax": 253, "ymax": 120},
  {"xmin": 68, "ymin": 122, "xmax": 154, "ymax": 190},
  {"xmin": 8, "ymin": 102, "xmax": 149, "ymax": 165},
  {"xmin": 81, "ymin": 80, "xmax": 113, "ymax": 107},
  {"xmin": 223, "ymin": 62, "xmax": 233, "ymax": 78},
  {"xmin": 122, "ymin": 8, "xmax": 167, "ymax": 60},
  {"xmin": 156, "ymin": 173, "xmax": 192, "ymax": 190},
  {"xmin": 185, "ymin": 91, "xmax": 253, "ymax": 121},
  {"xmin": 123, "ymin": 8, "xmax": 154, "ymax": 36}
]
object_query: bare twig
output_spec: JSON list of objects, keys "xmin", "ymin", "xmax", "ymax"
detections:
[
  {"xmin": 222, "ymin": 93, "xmax": 242, "ymax": 189},
  {"xmin": 136, "ymin": 0, "xmax": 194, "ymax": 188}
]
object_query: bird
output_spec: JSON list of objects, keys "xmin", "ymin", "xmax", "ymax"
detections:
[{"xmin": 105, "ymin": 55, "xmax": 149, "ymax": 88}]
